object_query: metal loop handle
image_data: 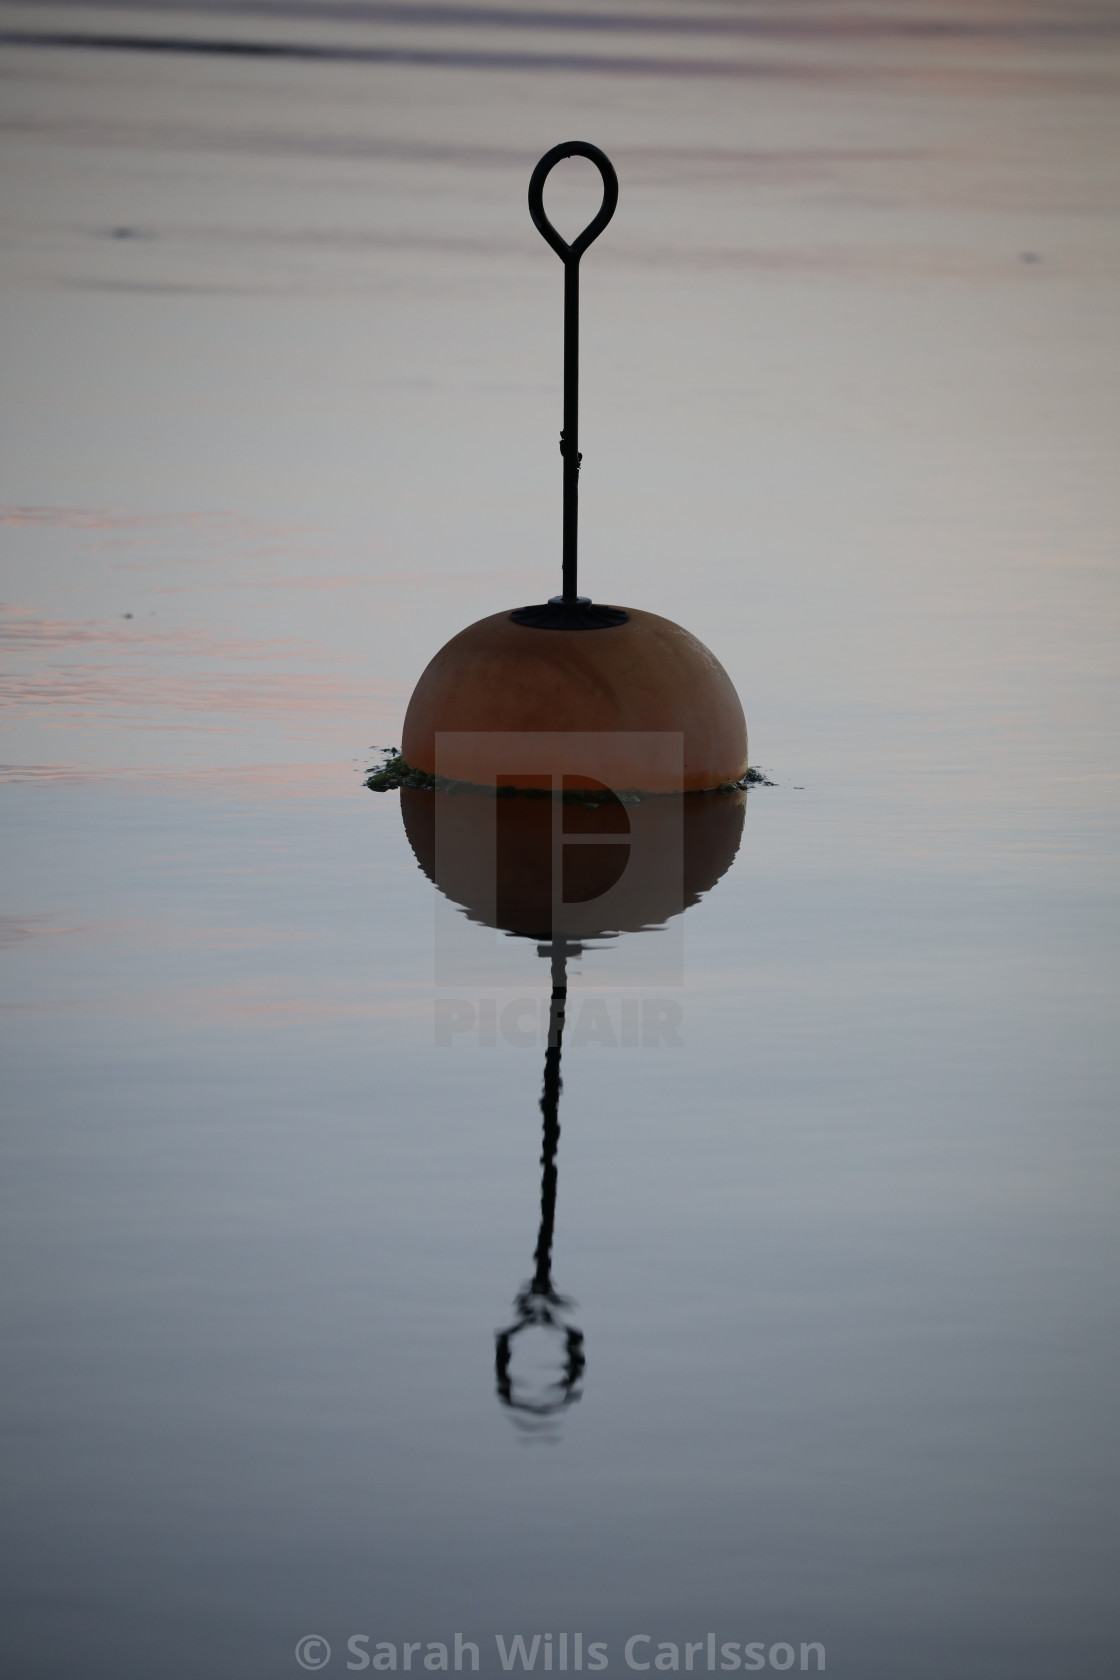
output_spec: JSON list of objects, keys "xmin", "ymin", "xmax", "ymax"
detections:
[
  {"xmin": 510, "ymin": 141, "xmax": 627, "ymax": 627},
  {"xmin": 528, "ymin": 141, "xmax": 618, "ymax": 264}
]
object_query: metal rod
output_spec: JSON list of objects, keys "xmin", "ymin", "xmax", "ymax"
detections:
[
  {"xmin": 562, "ymin": 259, "xmax": 580, "ymax": 602},
  {"xmin": 528, "ymin": 142, "xmax": 618, "ymax": 606}
]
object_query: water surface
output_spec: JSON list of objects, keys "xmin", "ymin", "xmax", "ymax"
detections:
[{"xmin": 2, "ymin": 4, "xmax": 1118, "ymax": 1677}]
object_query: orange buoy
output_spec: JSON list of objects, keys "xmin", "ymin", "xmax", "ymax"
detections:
[
  {"xmin": 401, "ymin": 607, "xmax": 746, "ymax": 792},
  {"xmin": 396, "ymin": 141, "xmax": 749, "ymax": 797}
]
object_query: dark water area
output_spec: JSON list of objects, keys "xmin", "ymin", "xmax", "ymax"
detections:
[{"xmin": 2, "ymin": 4, "xmax": 1119, "ymax": 1678}]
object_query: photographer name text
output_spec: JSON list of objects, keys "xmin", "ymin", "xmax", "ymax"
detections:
[{"xmin": 295, "ymin": 1634, "xmax": 824, "ymax": 1673}]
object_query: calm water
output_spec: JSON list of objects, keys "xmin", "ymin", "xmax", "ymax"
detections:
[{"xmin": 2, "ymin": 4, "xmax": 1119, "ymax": 1677}]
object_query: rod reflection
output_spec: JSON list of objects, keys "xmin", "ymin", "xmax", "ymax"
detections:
[{"xmin": 494, "ymin": 938, "xmax": 586, "ymax": 1435}]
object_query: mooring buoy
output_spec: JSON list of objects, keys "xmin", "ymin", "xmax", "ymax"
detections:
[{"xmin": 399, "ymin": 141, "xmax": 748, "ymax": 794}]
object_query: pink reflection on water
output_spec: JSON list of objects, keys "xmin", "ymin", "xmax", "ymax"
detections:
[
  {"xmin": 1, "ymin": 974, "xmax": 430, "ymax": 1026},
  {"xmin": 0, "ymin": 611, "xmax": 354, "ymax": 660},
  {"xmin": 0, "ymin": 668, "xmax": 401, "ymax": 721},
  {"xmin": 0, "ymin": 762, "xmax": 374, "ymax": 799},
  {"xmin": 0, "ymin": 913, "xmax": 121, "ymax": 949}
]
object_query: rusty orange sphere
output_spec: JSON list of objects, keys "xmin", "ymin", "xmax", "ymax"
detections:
[{"xmin": 401, "ymin": 606, "xmax": 747, "ymax": 792}]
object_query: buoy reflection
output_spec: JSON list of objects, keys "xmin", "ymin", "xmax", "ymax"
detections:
[
  {"xmin": 400, "ymin": 783, "xmax": 745, "ymax": 942},
  {"xmin": 398, "ymin": 785, "xmax": 747, "ymax": 1435}
]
